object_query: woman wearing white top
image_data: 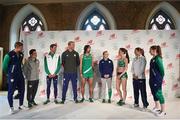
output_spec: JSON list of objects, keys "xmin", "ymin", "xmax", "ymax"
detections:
[{"xmin": 131, "ymin": 47, "xmax": 149, "ymax": 110}]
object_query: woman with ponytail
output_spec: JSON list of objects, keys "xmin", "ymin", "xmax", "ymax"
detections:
[
  {"xmin": 149, "ymin": 45, "xmax": 166, "ymax": 117},
  {"xmin": 116, "ymin": 48, "xmax": 129, "ymax": 106},
  {"xmin": 131, "ymin": 47, "xmax": 149, "ymax": 110}
]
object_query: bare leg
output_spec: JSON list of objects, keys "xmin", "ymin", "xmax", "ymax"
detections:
[
  {"xmin": 154, "ymin": 101, "xmax": 160, "ymax": 109},
  {"xmin": 88, "ymin": 78, "xmax": 93, "ymax": 98},
  {"xmin": 81, "ymin": 78, "xmax": 86, "ymax": 98},
  {"xmin": 161, "ymin": 103, "xmax": 165, "ymax": 112},
  {"xmin": 116, "ymin": 77, "xmax": 122, "ymax": 100},
  {"xmin": 121, "ymin": 78, "xmax": 127, "ymax": 102}
]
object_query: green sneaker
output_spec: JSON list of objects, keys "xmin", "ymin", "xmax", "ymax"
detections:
[
  {"xmin": 54, "ymin": 99, "xmax": 59, "ymax": 104},
  {"xmin": 102, "ymin": 99, "xmax": 106, "ymax": 103},
  {"xmin": 89, "ymin": 98, "xmax": 94, "ymax": 103},
  {"xmin": 120, "ymin": 101, "xmax": 125, "ymax": 106},
  {"xmin": 117, "ymin": 99, "xmax": 123, "ymax": 105},
  {"xmin": 43, "ymin": 99, "xmax": 50, "ymax": 105},
  {"xmin": 60, "ymin": 100, "xmax": 65, "ymax": 104},
  {"xmin": 80, "ymin": 98, "xmax": 85, "ymax": 103}
]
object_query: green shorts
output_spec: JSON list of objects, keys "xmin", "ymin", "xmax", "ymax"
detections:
[
  {"xmin": 83, "ymin": 71, "xmax": 93, "ymax": 79},
  {"xmin": 117, "ymin": 72, "xmax": 128, "ymax": 80}
]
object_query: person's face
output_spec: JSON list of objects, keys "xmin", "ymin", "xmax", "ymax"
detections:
[
  {"xmin": 31, "ymin": 51, "xmax": 37, "ymax": 58},
  {"xmin": 50, "ymin": 46, "xmax": 57, "ymax": 53},
  {"xmin": 119, "ymin": 50, "xmax": 124, "ymax": 56},
  {"xmin": 87, "ymin": 47, "xmax": 91, "ymax": 53},
  {"xmin": 16, "ymin": 46, "xmax": 23, "ymax": 52},
  {"xmin": 69, "ymin": 43, "xmax": 75, "ymax": 50},
  {"xmin": 103, "ymin": 52, "xmax": 109, "ymax": 59},
  {"xmin": 149, "ymin": 48, "xmax": 155, "ymax": 56},
  {"xmin": 134, "ymin": 49, "xmax": 140, "ymax": 56}
]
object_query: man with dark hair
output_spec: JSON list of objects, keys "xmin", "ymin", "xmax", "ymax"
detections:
[
  {"xmin": 43, "ymin": 43, "xmax": 61, "ymax": 104},
  {"xmin": 3, "ymin": 42, "xmax": 25, "ymax": 114},
  {"xmin": 60, "ymin": 41, "xmax": 80, "ymax": 104},
  {"xmin": 23, "ymin": 49, "xmax": 39, "ymax": 108}
]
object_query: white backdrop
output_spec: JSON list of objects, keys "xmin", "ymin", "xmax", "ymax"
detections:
[{"xmin": 21, "ymin": 30, "xmax": 180, "ymax": 101}]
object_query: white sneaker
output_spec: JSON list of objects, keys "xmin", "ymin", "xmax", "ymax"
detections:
[
  {"xmin": 152, "ymin": 107, "xmax": 160, "ymax": 113},
  {"xmin": 9, "ymin": 107, "xmax": 15, "ymax": 114},
  {"xmin": 19, "ymin": 105, "xmax": 27, "ymax": 110},
  {"xmin": 156, "ymin": 111, "xmax": 166, "ymax": 117},
  {"xmin": 141, "ymin": 107, "xmax": 148, "ymax": 112},
  {"xmin": 133, "ymin": 104, "xmax": 139, "ymax": 108}
]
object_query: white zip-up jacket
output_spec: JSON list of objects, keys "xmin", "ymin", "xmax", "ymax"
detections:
[
  {"xmin": 44, "ymin": 53, "xmax": 61, "ymax": 75},
  {"xmin": 131, "ymin": 55, "xmax": 146, "ymax": 79}
]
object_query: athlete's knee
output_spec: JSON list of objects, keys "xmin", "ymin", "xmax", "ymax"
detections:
[
  {"xmin": 122, "ymin": 89, "xmax": 127, "ymax": 93},
  {"xmin": 116, "ymin": 87, "xmax": 119, "ymax": 92}
]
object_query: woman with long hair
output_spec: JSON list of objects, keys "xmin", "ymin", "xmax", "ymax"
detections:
[
  {"xmin": 116, "ymin": 48, "xmax": 129, "ymax": 106},
  {"xmin": 149, "ymin": 45, "xmax": 166, "ymax": 117},
  {"xmin": 131, "ymin": 47, "xmax": 149, "ymax": 110},
  {"xmin": 80, "ymin": 45, "xmax": 94, "ymax": 102}
]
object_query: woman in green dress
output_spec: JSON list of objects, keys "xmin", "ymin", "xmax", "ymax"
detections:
[{"xmin": 80, "ymin": 45, "xmax": 94, "ymax": 103}]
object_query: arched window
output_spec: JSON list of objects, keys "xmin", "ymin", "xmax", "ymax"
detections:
[
  {"xmin": 10, "ymin": 4, "xmax": 47, "ymax": 50},
  {"xmin": 22, "ymin": 12, "xmax": 45, "ymax": 32},
  {"xmin": 81, "ymin": 10, "xmax": 109, "ymax": 30},
  {"xmin": 146, "ymin": 2, "xmax": 180, "ymax": 30},
  {"xmin": 148, "ymin": 10, "xmax": 175, "ymax": 30},
  {"xmin": 76, "ymin": 2, "xmax": 116, "ymax": 30}
]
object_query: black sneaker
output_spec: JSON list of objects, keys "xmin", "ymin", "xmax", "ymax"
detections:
[
  {"xmin": 108, "ymin": 99, "xmax": 111, "ymax": 103},
  {"xmin": 75, "ymin": 100, "xmax": 79, "ymax": 104},
  {"xmin": 80, "ymin": 98, "xmax": 85, "ymax": 103},
  {"xmin": 43, "ymin": 99, "xmax": 50, "ymax": 105},
  {"xmin": 102, "ymin": 99, "xmax": 106, "ymax": 103},
  {"xmin": 89, "ymin": 98, "xmax": 94, "ymax": 103},
  {"xmin": 32, "ymin": 100, "xmax": 38, "ymax": 106},
  {"xmin": 60, "ymin": 100, "xmax": 65, "ymax": 104},
  {"xmin": 28, "ymin": 102, "xmax": 33, "ymax": 108}
]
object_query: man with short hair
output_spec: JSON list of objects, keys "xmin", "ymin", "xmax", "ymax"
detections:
[
  {"xmin": 43, "ymin": 44, "xmax": 61, "ymax": 104},
  {"xmin": 60, "ymin": 41, "xmax": 80, "ymax": 104},
  {"xmin": 23, "ymin": 49, "xmax": 39, "ymax": 108},
  {"xmin": 3, "ymin": 42, "xmax": 25, "ymax": 114}
]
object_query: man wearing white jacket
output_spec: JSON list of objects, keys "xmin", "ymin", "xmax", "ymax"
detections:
[{"xmin": 43, "ymin": 44, "xmax": 61, "ymax": 104}]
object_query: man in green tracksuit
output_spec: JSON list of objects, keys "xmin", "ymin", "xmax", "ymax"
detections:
[{"xmin": 3, "ymin": 42, "xmax": 25, "ymax": 114}]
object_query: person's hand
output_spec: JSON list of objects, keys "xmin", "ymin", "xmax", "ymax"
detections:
[
  {"xmin": 51, "ymin": 74, "xmax": 56, "ymax": 78},
  {"xmin": 133, "ymin": 74, "xmax": 138, "ymax": 80},
  {"xmin": 106, "ymin": 74, "xmax": 109, "ymax": 78},
  {"xmin": 80, "ymin": 73, "xmax": 83, "ymax": 78},
  {"xmin": 119, "ymin": 74, "xmax": 122, "ymax": 78},
  {"xmin": 48, "ymin": 74, "xmax": 52, "ymax": 78},
  {"xmin": 104, "ymin": 74, "xmax": 109, "ymax": 78}
]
